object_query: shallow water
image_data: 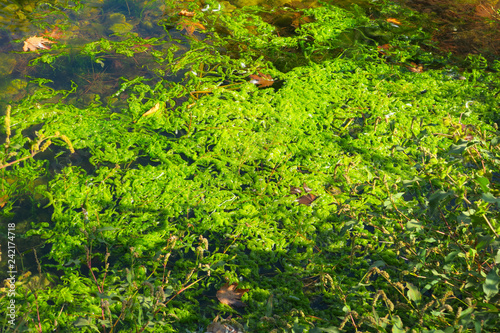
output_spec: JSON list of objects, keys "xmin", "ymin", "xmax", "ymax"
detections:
[{"xmin": 1, "ymin": 0, "xmax": 498, "ymax": 109}]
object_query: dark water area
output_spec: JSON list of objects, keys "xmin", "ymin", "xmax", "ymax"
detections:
[
  {"xmin": 0, "ymin": 0, "xmax": 499, "ymax": 109},
  {"xmin": 0, "ymin": 0, "xmax": 172, "ymax": 107},
  {"xmin": 405, "ymin": 0, "xmax": 500, "ymax": 58}
]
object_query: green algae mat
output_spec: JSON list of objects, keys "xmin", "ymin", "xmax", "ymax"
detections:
[{"xmin": 1, "ymin": 0, "xmax": 500, "ymax": 332}]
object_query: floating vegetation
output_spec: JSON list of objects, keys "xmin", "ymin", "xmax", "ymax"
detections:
[{"xmin": 1, "ymin": 0, "xmax": 500, "ymax": 332}]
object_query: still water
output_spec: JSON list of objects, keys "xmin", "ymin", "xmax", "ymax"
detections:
[{"xmin": 0, "ymin": 0, "xmax": 498, "ymax": 108}]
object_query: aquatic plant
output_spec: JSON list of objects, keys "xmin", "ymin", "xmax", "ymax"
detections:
[{"xmin": 1, "ymin": 0, "xmax": 499, "ymax": 332}]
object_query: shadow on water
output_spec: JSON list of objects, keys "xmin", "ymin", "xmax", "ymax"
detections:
[{"xmin": 0, "ymin": 184, "xmax": 53, "ymax": 281}]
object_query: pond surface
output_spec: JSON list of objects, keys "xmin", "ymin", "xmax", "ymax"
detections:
[
  {"xmin": 1, "ymin": 0, "xmax": 498, "ymax": 110},
  {"xmin": 405, "ymin": 0, "xmax": 500, "ymax": 58}
]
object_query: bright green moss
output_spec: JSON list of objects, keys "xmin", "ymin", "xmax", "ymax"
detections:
[{"xmin": 1, "ymin": 0, "xmax": 500, "ymax": 332}]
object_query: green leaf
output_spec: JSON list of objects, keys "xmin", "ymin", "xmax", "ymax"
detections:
[
  {"xmin": 406, "ymin": 219, "xmax": 423, "ymax": 231},
  {"xmin": 406, "ymin": 282, "xmax": 422, "ymax": 303},
  {"xmin": 371, "ymin": 260, "xmax": 387, "ymax": 268},
  {"xmin": 310, "ymin": 327, "xmax": 341, "ymax": 333},
  {"xmin": 483, "ymin": 268, "xmax": 500, "ymax": 300},
  {"xmin": 73, "ymin": 317, "xmax": 96, "ymax": 328},
  {"xmin": 445, "ymin": 251, "xmax": 459, "ymax": 263},
  {"xmin": 391, "ymin": 315, "xmax": 405, "ymax": 333},
  {"xmin": 126, "ymin": 269, "xmax": 132, "ymax": 284},
  {"xmin": 97, "ymin": 226, "xmax": 118, "ymax": 232},
  {"xmin": 476, "ymin": 302, "xmax": 500, "ymax": 312},
  {"xmin": 481, "ymin": 192, "xmax": 500, "ymax": 207},
  {"xmin": 458, "ymin": 307, "xmax": 474, "ymax": 326},
  {"xmin": 164, "ymin": 285, "xmax": 174, "ymax": 298},
  {"xmin": 448, "ymin": 139, "xmax": 477, "ymax": 154},
  {"xmin": 429, "ymin": 190, "xmax": 454, "ymax": 212},
  {"xmin": 431, "ymin": 269, "xmax": 447, "ymax": 278},
  {"xmin": 211, "ymin": 261, "xmax": 226, "ymax": 269},
  {"xmin": 475, "ymin": 176, "xmax": 490, "ymax": 193}
]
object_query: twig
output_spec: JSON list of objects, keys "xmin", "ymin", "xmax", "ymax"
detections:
[
  {"xmin": 0, "ymin": 151, "xmax": 38, "ymax": 170},
  {"xmin": 482, "ymin": 214, "xmax": 499, "ymax": 238},
  {"xmin": 163, "ymin": 276, "xmax": 206, "ymax": 307}
]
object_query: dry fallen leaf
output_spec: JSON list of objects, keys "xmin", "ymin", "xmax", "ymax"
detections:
[
  {"xmin": 42, "ymin": 27, "xmax": 63, "ymax": 40},
  {"xmin": 249, "ymin": 72, "xmax": 274, "ymax": 88},
  {"xmin": 179, "ymin": 18, "xmax": 206, "ymax": 36},
  {"xmin": 207, "ymin": 316, "xmax": 245, "ymax": 333},
  {"xmin": 475, "ymin": 3, "xmax": 497, "ymax": 18},
  {"xmin": 290, "ymin": 186, "xmax": 302, "ymax": 195},
  {"xmin": 378, "ymin": 44, "xmax": 392, "ymax": 50},
  {"xmin": 302, "ymin": 183, "xmax": 313, "ymax": 193},
  {"xmin": 406, "ymin": 62, "xmax": 423, "ymax": 73},
  {"xmin": 207, "ymin": 321, "xmax": 243, "ymax": 333},
  {"xmin": 0, "ymin": 194, "xmax": 8, "ymax": 208},
  {"xmin": 291, "ymin": 12, "xmax": 313, "ymax": 28},
  {"xmin": 206, "ymin": 322, "xmax": 227, "ymax": 333},
  {"xmin": 141, "ymin": 102, "xmax": 161, "ymax": 117},
  {"xmin": 179, "ymin": 9, "xmax": 195, "ymax": 17},
  {"xmin": 216, "ymin": 283, "xmax": 249, "ymax": 307},
  {"xmin": 296, "ymin": 193, "xmax": 318, "ymax": 206},
  {"xmin": 377, "ymin": 44, "xmax": 393, "ymax": 56},
  {"xmin": 386, "ymin": 18, "xmax": 402, "ymax": 26},
  {"xmin": 23, "ymin": 36, "xmax": 55, "ymax": 52},
  {"xmin": 290, "ymin": 183, "xmax": 312, "ymax": 195}
]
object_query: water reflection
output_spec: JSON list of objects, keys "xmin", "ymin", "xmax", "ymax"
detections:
[
  {"xmin": 0, "ymin": 0, "xmax": 499, "ymax": 111},
  {"xmin": 0, "ymin": 0, "xmax": 175, "ymax": 109},
  {"xmin": 406, "ymin": 0, "xmax": 500, "ymax": 58}
]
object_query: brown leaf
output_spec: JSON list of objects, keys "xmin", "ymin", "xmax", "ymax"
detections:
[
  {"xmin": 179, "ymin": 18, "xmax": 206, "ymax": 36},
  {"xmin": 216, "ymin": 283, "xmax": 249, "ymax": 307},
  {"xmin": 406, "ymin": 62, "xmax": 423, "ymax": 73},
  {"xmin": 291, "ymin": 12, "xmax": 313, "ymax": 28},
  {"xmin": 386, "ymin": 18, "xmax": 402, "ymax": 26},
  {"xmin": 290, "ymin": 186, "xmax": 302, "ymax": 194},
  {"xmin": 296, "ymin": 193, "xmax": 318, "ymax": 205},
  {"xmin": 302, "ymin": 183, "xmax": 312, "ymax": 193},
  {"xmin": 42, "ymin": 27, "xmax": 63, "ymax": 40},
  {"xmin": 206, "ymin": 322, "xmax": 227, "ymax": 333},
  {"xmin": 249, "ymin": 72, "xmax": 274, "ymax": 88},
  {"xmin": 207, "ymin": 321, "xmax": 243, "ymax": 333},
  {"xmin": 23, "ymin": 36, "xmax": 55, "ymax": 52},
  {"xmin": 0, "ymin": 194, "xmax": 8, "ymax": 208},
  {"xmin": 179, "ymin": 9, "xmax": 195, "ymax": 17},
  {"xmin": 141, "ymin": 102, "xmax": 161, "ymax": 117},
  {"xmin": 378, "ymin": 44, "xmax": 392, "ymax": 50}
]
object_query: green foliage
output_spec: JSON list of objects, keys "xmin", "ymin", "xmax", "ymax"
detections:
[{"xmin": 1, "ymin": 0, "xmax": 500, "ymax": 332}]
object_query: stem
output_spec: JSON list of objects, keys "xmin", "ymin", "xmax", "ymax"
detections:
[
  {"xmin": 0, "ymin": 151, "xmax": 37, "ymax": 170},
  {"xmin": 482, "ymin": 214, "xmax": 499, "ymax": 238},
  {"xmin": 34, "ymin": 290, "xmax": 42, "ymax": 333}
]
